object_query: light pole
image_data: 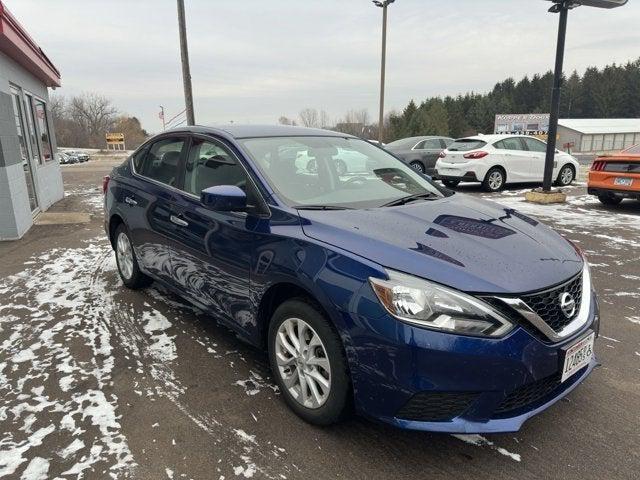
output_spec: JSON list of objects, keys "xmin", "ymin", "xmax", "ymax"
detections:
[
  {"xmin": 373, "ymin": 0, "xmax": 395, "ymax": 144},
  {"xmin": 541, "ymin": 0, "xmax": 627, "ymax": 193},
  {"xmin": 176, "ymin": 0, "xmax": 195, "ymax": 126}
]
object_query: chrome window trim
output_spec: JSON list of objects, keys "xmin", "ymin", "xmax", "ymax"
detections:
[
  {"xmin": 494, "ymin": 262, "xmax": 591, "ymax": 343},
  {"xmin": 129, "ymin": 133, "xmax": 271, "ymax": 217}
]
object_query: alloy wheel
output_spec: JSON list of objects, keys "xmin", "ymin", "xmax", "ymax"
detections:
[
  {"xmin": 560, "ymin": 166, "xmax": 574, "ymax": 185},
  {"xmin": 275, "ymin": 317, "xmax": 332, "ymax": 409},
  {"xmin": 116, "ymin": 232, "xmax": 134, "ymax": 280},
  {"xmin": 410, "ymin": 161, "xmax": 425, "ymax": 173},
  {"xmin": 488, "ymin": 171, "xmax": 503, "ymax": 190}
]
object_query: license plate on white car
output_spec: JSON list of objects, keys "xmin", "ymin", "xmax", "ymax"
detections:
[
  {"xmin": 561, "ymin": 333, "xmax": 595, "ymax": 383},
  {"xmin": 614, "ymin": 177, "xmax": 633, "ymax": 186}
]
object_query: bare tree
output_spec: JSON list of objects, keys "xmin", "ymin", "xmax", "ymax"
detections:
[
  {"xmin": 334, "ymin": 109, "xmax": 371, "ymax": 136},
  {"xmin": 299, "ymin": 108, "xmax": 319, "ymax": 128},
  {"xmin": 278, "ymin": 116, "xmax": 297, "ymax": 126},
  {"xmin": 68, "ymin": 93, "xmax": 118, "ymax": 145}
]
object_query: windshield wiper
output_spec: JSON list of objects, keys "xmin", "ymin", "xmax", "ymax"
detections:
[
  {"xmin": 295, "ymin": 205, "xmax": 354, "ymax": 211},
  {"xmin": 381, "ymin": 192, "xmax": 439, "ymax": 208}
]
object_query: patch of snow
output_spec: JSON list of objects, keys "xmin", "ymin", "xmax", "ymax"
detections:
[{"xmin": 453, "ymin": 434, "xmax": 522, "ymax": 462}]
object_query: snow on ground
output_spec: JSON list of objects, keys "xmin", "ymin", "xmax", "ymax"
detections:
[{"xmin": 0, "ymin": 238, "xmax": 295, "ymax": 478}]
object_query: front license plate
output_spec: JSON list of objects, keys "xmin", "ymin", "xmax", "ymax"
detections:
[
  {"xmin": 614, "ymin": 177, "xmax": 633, "ymax": 186},
  {"xmin": 561, "ymin": 333, "xmax": 595, "ymax": 383}
]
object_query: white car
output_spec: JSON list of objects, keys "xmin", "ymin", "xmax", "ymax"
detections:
[{"xmin": 434, "ymin": 134, "xmax": 579, "ymax": 192}]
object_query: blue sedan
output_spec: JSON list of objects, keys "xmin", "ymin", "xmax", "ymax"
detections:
[{"xmin": 103, "ymin": 125, "xmax": 599, "ymax": 433}]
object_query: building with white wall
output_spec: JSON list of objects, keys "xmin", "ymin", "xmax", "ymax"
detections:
[
  {"xmin": 557, "ymin": 118, "xmax": 640, "ymax": 154},
  {"xmin": 0, "ymin": 1, "xmax": 63, "ymax": 240}
]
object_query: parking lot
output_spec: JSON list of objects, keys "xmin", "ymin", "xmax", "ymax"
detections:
[{"xmin": 1, "ymin": 156, "xmax": 639, "ymax": 480}]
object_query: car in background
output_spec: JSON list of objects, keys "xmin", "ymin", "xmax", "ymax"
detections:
[
  {"xmin": 588, "ymin": 144, "xmax": 640, "ymax": 206},
  {"xmin": 385, "ymin": 136, "xmax": 453, "ymax": 175},
  {"xmin": 56, "ymin": 152, "xmax": 78, "ymax": 165},
  {"xmin": 104, "ymin": 125, "xmax": 598, "ymax": 434},
  {"xmin": 67, "ymin": 150, "xmax": 90, "ymax": 162},
  {"xmin": 435, "ymin": 134, "xmax": 579, "ymax": 192}
]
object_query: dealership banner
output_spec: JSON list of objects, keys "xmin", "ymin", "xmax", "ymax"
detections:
[{"xmin": 494, "ymin": 114, "xmax": 550, "ymax": 139}]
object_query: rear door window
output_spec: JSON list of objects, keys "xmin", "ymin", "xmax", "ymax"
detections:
[
  {"xmin": 138, "ymin": 137, "xmax": 186, "ymax": 187},
  {"xmin": 447, "ymin": 139, "xmax": 487, "ymax": 151},
  {"xmin": 494, "ymin": 138, "xmax": 525, "ymax": 151}
]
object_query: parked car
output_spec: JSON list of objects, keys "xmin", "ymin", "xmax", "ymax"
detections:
[
  {"xmin": 385, "ymin": 136, "xmax": 453, "ymax": 175},
  {"xmin": 105, "ymin": 125, "xmax": 598, "ymax": 433},
  {"xmin": 56, "ymin": 152, "xmax": 78, "ymax": 165},
  {"xmin": 67, "ymin": 150, "xmax": 90, "ymax": 162},
  {"xmin": 435, "ymin": 134, "xmax": 579, "ymax": 191},
  {"xmin": 588, "ymin": 144, "xmax": 640, "ymax": 205}
]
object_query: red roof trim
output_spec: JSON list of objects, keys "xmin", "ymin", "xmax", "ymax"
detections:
[{"xmin": 0, "ymin": 1, "xmax": 61, "ymax": 87}]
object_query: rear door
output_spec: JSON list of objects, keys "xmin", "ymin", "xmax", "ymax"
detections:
[
  {"xmin": 169, "ymin": 135, "xmax": 256, "ymax": 334},
  {"xmin": 414, "ymin": 138, "xmax": 445, "ymax": 174},
  {"xmin": 521, "ymin": 137, "xmax": 549, "ymax": 180},
  {"xmin": 493, "ymin": 137, "xmax": 531, "ymax": 182},
  {"xmin": 125, "ymin": 135, "xmax": 189, "ymax": 282}
]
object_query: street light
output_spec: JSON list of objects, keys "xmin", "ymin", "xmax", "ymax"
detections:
[
  {"xmin": 373, "ymin": 0, "xmax": 395, "ymax": 144},
  {"xmin": 541, "ymin": 0, "xmax": 627, "ymax": 193}
]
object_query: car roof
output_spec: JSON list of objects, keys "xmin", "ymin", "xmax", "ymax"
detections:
[
  {"xmin": 454, "ymin": 134, "xmax": 538, "ymax": 143},
  {"xmin": 165, "ymin": 124, "xmax": 352, "ymax": 139}
]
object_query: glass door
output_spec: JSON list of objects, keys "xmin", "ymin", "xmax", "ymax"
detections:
[{"xmin": 10, "ymin": 87, "xmax": 39, "ymax": 213}]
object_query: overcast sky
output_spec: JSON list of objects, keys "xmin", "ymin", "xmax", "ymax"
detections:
[{"xmin": 8, "ymin": 0, "xmax": 640, "ymax": 133}]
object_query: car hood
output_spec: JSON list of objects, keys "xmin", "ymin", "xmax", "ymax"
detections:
[{"xmin": 298, "ymin": 194, "xmax": 583, "ymax": 294}]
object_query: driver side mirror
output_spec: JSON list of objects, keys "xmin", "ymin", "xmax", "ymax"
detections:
[{"xmin": 201, "ymin": 185, "xmax": 247, "ymax": 212}]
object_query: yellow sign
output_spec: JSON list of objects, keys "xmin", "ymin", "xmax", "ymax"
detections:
[{"xmin": 106, "ymin": 133, "xmax": 125, "ymax": 144}]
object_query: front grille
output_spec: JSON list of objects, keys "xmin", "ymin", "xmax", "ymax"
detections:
[
  {"xmin": 396, "ymin": 392, "xmax": 478, "ymax": 422},
  {"xmin": 521, "ymin": 273, "xmax": 583, "ymax": 332},
  {"xmin": 494, "ymin": 374, "xmax": 562, "ymax": 416}
]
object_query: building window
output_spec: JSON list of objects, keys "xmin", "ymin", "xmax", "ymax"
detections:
[
  {"xmin": 624, "ymin": 133, "xmax": 636, "ymax": 149},
  {"xmin": 9, "ymin": 87, "xmax": 29, "ymax": 162},
  {"xmin": 33, "ymin": 99, "xmax": 53, "ymax": 162},
  {"xmin": 24, "ymin": 95, "xmax": 42, "ymax": 165},
  {"xmin": 592, "ymin": 135, "xmax": 604, "ymax": 152},
  {"xmin": 580, "ymin": 135, "xmax": 592, "ymax": 153},
  {"xmin": 613, "ymin": 134, "xmax": 624, "ymax": 151},
  {"xmin": 603, "ymin": 134, "xmax": 615, "ymax": 151}
]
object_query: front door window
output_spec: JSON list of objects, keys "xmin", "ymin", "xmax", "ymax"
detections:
[{"xmin": 10, "ymin": 88, "xmax": 38, "ymax": 212}]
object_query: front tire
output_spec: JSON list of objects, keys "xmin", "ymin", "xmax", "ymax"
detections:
[
  {"xmin": 555, "ymin": 165, "xmax": 575, "ymax": 187},
  {"xmin": 597, "ymin": 194, "xmax": 623, "ymax": 206},
  {"xmin": 482, "ymin": 167, "xmax": 505, "ymax": 192},
  {"xmin": 409, "ymin": 161, "xmax": 425, "ymax": 174},
  {"xmin": 114, "ymin": 224, "xmax": 152, "ymax": 289},
  {"xmin": 268, "ymin": 298, "xmax": 351, "ymax": 426}
]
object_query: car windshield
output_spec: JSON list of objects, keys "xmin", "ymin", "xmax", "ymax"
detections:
[
  {"xmin": 448, "ymin": 139, "xmax": 487, "ymax": 151},
  {"xmin": 385, "ymin": 138, "xmax": 421, "ymax": 150},
  {"xmin": 239, "ymin": 136, "xmax": 446, "ymax": 209}
]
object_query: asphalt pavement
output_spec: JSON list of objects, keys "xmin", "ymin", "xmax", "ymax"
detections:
[{"xmin": 0, "ymin": 157, "xmax": 638, "ymax": 480}]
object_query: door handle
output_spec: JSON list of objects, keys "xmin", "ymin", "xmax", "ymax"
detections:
[
  {"xmin": 125, "ymin": 196, "xmax": 138, "ymax": 206},
  {"xmin": 170, "ymin": 215, "xmax": 189, "ymax": 227}
]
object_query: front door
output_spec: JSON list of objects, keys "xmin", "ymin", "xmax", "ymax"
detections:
[
  {"xmin": 10, "ymin": 88, "xmax": 38, "ymax": 213},
  {"xmin": 521, "ymin": 137, "xmax": 550, "ymax": 180},
  {"xmin": 169, "ymin": 135, "xmax": 255, "ymax": 335}
]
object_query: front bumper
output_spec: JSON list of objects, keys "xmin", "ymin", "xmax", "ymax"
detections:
[{"xmin": 345, "ymin": 290, "xmax": 600, "ymax": 433}]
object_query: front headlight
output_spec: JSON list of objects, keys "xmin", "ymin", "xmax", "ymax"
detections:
[{"xmin": 369, "ymin": 270, "xmax": 514, "ymax": 338}]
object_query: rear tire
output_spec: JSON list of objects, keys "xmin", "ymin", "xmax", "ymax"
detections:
[
  {"xmin": 442, "ymin": 180, "xmax": 460, "ymax": 188},
  {"xmin": 482, "ymin": 167, "xmax": 505, "ymax": 192},
  {"xmin": 114, "ymin": 224, "xmax": 152, "ymax": 289},
  {"xmin": 597, "ymin": 194, "xmax": 623, "ymax": 206},
  {"xmin": 409, "ymin": 161, "xmax": 425, "ymax": 174},
  {"xmin": 268, "ymin": 298, "xmax": 351, "ymax": 426}
]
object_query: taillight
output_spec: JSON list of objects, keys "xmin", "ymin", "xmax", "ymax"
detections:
[
  {"xmin": 591, "ymin": 161, "xmax": 606, "ymax": 171},
  {"xmin": 102, "ymin": 175, "xmax": 110, "ymax": 194},
  {"xmin": 439, "ymin": 151, "xmax": 447, "ymax": 159},
  {"xmin": 463, "ymin": 151, "xmax": 489, "ymax": 159}
]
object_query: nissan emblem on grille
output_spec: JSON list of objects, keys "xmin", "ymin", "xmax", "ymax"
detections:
[{"xmin": 559, "ymin": 292, "xmax": 576, "ymax": 318}]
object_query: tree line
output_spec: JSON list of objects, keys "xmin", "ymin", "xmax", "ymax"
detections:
[
  {"xmin": 51, "ymin": 93, "xmax": 149, "ymax": 149},
  {"xmin": 283, "ymin": 58, "xmax": 640, "ymax": 143}
]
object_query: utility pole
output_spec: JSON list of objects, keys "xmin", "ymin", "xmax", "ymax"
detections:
[
  {"xmin": 176, "ymin": 0, "xmax": 195, "ymax": 126},
  {"xmin": 159, "ymin": 105, "xmax": 166, "ymax": 130},
  {"xmin": 373, "ymin": 0, "xmax": 395, "ymax": 144}
]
